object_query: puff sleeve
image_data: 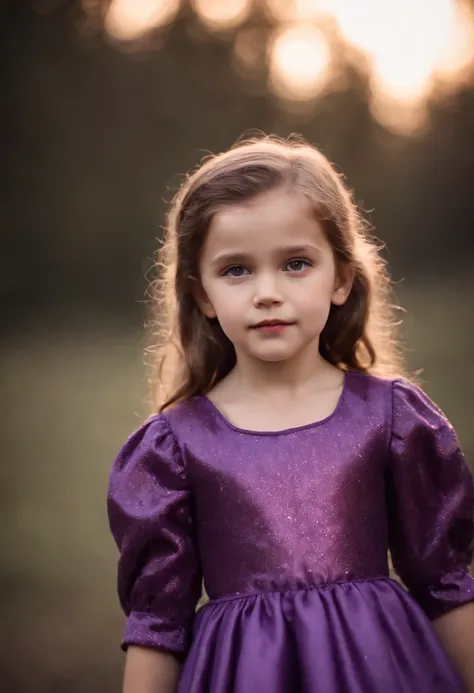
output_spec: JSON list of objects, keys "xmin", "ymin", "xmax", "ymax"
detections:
[
  {"xmin": 107, "ymin": 414, "xmax": 202, "ymax": 656},
  {"xmin": 387, "ymin": 379, "xmax": 474, "ymax": 620}
]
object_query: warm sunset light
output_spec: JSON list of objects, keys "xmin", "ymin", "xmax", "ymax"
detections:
[
  {"xmin": 269, "ymin": 23, "xmax": 331, "ymax": 100},
  {"xmin": 192, "ymin": 0, "xmax": 252, "ymax": 31},
  {"xmin": 263, "ymin": 0, "xmax": 321, "ymax": 23},
  {"xmin": 87, "ymin": 0, "xmax": 474, "ymax": 132},
  {"xmin": 104, "ymin": 0, "xmax": 180, "ymax": 40}
]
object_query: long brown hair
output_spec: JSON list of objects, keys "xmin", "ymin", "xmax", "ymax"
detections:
[{"xmin": 147, "ymin": 135, "xmax": 406, "ymax": 412}]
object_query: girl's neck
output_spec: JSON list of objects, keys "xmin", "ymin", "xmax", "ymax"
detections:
[{"xmin": 226, "ymin": 345, "xmax": 341, "ymax": 401}]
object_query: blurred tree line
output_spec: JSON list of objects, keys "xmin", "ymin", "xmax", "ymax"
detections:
[{"xmin": 1, "ymin": 0, "xmax": 474, "ymax": 330}]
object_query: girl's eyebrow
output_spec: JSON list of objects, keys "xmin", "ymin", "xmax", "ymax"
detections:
[
  {"xmin": 211, "ymin": 244, "xmax": 321, "ymax": 267},
  {"xmin": 211, "ymin": 251, "xmax": 251, "ymax": 267},
  {"xmin": 279, "ymin": 244, "xmax": 321, "ymax": 256}
]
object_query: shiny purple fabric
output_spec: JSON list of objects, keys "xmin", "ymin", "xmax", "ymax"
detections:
[{"xmin": 108, "ymin": 373, "xmax": 474, "ymax": 692}]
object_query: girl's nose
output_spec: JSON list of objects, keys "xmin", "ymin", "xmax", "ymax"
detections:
[{"xmin": 252, "ymin": 273, "xmax": 283, "ymax": 308}]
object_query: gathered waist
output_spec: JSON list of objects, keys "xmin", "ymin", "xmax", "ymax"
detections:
[{"xmin": 201, "ymin": 575, "xmax": 396, "ymax": 608}]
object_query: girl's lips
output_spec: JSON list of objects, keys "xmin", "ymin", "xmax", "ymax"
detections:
[{"xmin": 250, "ymin": 321, "xmax": 294, "ymax": 332}]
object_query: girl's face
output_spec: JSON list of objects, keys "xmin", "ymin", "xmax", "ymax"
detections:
[{"xmin": 197, "ymin": 189, "xmax": 352, "ymax": 366}]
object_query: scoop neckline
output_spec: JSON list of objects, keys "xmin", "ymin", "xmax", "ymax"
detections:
[{"xmin": 198, "ymin": 370, "xmax": 352, "ymax": 436}]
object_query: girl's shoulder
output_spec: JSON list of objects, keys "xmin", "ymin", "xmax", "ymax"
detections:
[
  {"xmin": 162, "ymin": 394, "xmax": 210, "ymax": 427},
  {"xmin": 157, "ymin": 394, "xmax": 221, "ymax": 443},
  {"xmin": 112, "ymin": 398, "xmax": 209, "ymax": 461},
  {"xmin": 348, "ymin": 370, "xmax": 429, "ymax": 401},
  {"xmin": 346, "ymin": 371, "xmax": 453, "ymax": 431}
]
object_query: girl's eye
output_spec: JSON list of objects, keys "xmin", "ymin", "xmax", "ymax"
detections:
[
  {"xmin": 223, "ymin": 265, "xmax": 249, "ymax": 277},
  {"xmin": 285, "ymin": 259, "xmax": 310, "ymax": 272}
]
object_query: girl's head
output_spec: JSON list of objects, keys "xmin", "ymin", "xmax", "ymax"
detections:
[{"xmin": 150, "ymin": 135, "xmax": 404, "ymax": 411}]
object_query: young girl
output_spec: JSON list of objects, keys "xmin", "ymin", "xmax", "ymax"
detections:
[{"xmin": 108, "ymin": 136, "xmax": 474, "ymax": 693}]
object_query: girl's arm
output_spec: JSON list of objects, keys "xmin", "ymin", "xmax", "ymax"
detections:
[
  {"xmin": 108, "ymin": 416, "xmax": 202, "ymax": 690},
  {"xmin": 434, "ymin": 602, "xmax": 474, "ymax": 693},
  {"xmin": 387, "ymin": 380, "xmax": 474, "ymax": 689},
  {"xmin": 123, "ymin": 646, "xmax": 181, "ymax": 693}
]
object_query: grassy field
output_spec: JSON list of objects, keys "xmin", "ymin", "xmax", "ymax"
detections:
[{"xmin": 0, "ymin": 275, "xmax": 472, "ymax": 691}]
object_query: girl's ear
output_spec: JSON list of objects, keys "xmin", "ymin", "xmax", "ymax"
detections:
[{"xmin": 332, "ymin": 265, "xmax": 355, "ymax": 306}]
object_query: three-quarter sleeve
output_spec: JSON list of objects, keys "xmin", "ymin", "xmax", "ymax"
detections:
[
  {"xmin": 107, "ymin": 414, "xmax": 202, "ymax": 656},
  {"xmin": 387, "ymin": 379, "xmax": 474, "ymax": 620}
]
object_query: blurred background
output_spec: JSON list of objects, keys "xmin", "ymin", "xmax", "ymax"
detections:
[{"xmin": 1, "ymin": 0, "xmax": 474, "ymax": 690}]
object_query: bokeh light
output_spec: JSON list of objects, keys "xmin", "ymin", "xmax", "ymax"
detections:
[
  {"xmin": 263, "ymin": 0, "xmax": 320, "ymax": 23},
  {"xmin": 269, "ymin": 23, "xmax": 331, "ymax": 100},
  {"xmin": 320, "ymin": 0, "xmax": 474, "ymax": 103},
  {"xmin": 82, "ymin": 0, "xmax": 474, "ymax": 132},
  {"xmin": 435, "ymin": 4, "xmax": 474, "ymax": 82},
  {"xmin": 104, "ymin": 0, "xmax": 180, "ymax": 41},
  {"xmin": 234, "ymin": 27, "xmax": 267, "ymax": 72},
  {"xmin": 192, "ymin": 0, "xmax": 252, "ymax": 31},
  {"xmin": 369, "ymin": 93, "xmax": 429, "ymax": 136}
]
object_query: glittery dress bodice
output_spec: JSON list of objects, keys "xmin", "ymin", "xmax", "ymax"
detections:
[
  {"xmin": 108, "ymin": 372, "xmax": 474, "ymax": 693},
  {"xmin": 182, "ymin": 382, "xmax": 391, "ymax": 600}
]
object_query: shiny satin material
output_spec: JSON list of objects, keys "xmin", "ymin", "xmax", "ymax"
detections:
[{"xmin": 108, "ymin": 372, "xmax": 474, "ymax": 692}]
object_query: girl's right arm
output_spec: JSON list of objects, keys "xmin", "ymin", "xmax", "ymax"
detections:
[
  {"xmin": 107, "ymin": 416, "xmax": 202, "ymax": 690},
  {"xmin": 123, "ymin": 647, "xmax": 181, "ymax": 693}
]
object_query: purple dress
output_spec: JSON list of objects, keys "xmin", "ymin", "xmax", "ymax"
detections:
[{"xmin": 108, "ymin": 373, "xmax": 474, "ymax": 692}]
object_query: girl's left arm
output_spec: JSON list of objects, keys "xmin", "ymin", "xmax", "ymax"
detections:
[
  {"xmin": 434, "ymin": 603, "xmax": 474, "ymax": 693},
  {"xmin": 387, "ymin": 380, "xmax": 474, "ymax": 692}
]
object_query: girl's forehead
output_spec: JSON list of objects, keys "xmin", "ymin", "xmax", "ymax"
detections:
[{"xmin": 205, "ymin": 190, "xmax": 326, "ymax": 251}]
